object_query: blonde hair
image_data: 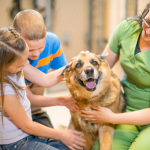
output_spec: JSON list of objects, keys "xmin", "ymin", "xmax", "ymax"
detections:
[
  {"xmin": 13, "ymin": 9, "xmax": 46, "ymax": 40},
  {"xmin": 0, "ymin": 28, "xmax": 26, "ymax": 126}
]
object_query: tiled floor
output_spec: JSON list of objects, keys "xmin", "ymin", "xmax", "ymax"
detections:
[{"xmin": 44, "ymin": 90, "xmax": 71, "ymax": 129}]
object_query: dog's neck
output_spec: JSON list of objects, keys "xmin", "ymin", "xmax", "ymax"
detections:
[{"xmin": 69, "ymin": 83, "xmax": 112, "ymax": 107}]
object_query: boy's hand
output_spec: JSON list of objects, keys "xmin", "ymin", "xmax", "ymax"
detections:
[{"xmin": 61, "ymin": 94, "xmax": 79, "ymax": 112}]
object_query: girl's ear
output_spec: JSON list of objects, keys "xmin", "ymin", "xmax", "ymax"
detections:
[
  {"xmin": 97, "ymin": 52, "xmax": 108, "ymax": 62},
  {"xmin": 59, "ymin": 62, "xmax": 73, "ymax": 76}
]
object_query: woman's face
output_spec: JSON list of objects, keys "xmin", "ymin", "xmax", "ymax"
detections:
[
  {"xmin": 142, "ymin": 11, "xmax": 150, "ymax": 41},
  {"xmin": 6, "ymin": 45, "xmax": 29, "ymax": 74}
]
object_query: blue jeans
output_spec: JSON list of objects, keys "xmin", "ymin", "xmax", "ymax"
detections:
[{"xmin": 0, "ymin": 135, "xmax": 70, "ymax": 150}]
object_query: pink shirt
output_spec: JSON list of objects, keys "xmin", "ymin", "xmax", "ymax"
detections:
[{"xmin": 0, "ymin": 73, "xmax": 32, "ymax": 144}]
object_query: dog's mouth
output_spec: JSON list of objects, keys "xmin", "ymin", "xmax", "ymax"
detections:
[{"xmin": 78, "ymin": 75, "xmax": 100, "ymax": 92}]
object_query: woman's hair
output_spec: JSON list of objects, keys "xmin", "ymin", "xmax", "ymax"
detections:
[
  {"xmin": 0, "ymin": 28, "xmax": 26, "ymax": 126},
  {"xmin": 133, "ymin": 2, "xmax": 150, "ymax": 25},
  {"xmin": 13, "ymin": 9, "xmax": 46, "ymax": 40}
]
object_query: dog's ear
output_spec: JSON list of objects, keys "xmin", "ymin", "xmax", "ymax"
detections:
[
  {"xmin": 59, "ymin": 62, "xmax": 73, "ymax": 76},
  {"xmin": 97, "ymin": 52, "xmax": 108, "ymax": 62}
]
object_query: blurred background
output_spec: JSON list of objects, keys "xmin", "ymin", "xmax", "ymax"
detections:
[{"xmin": 0, "ymin": 0, "xmax": 149, "ymax": 128}]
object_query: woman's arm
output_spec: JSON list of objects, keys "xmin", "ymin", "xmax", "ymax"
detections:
[
  {"xmin": 102, "ymin": 44, "xmax": 119, "ymax": 68},
  {"xmin": 26, "ymin": 87, "xmax": 79, "ymax": 112},
  {"xmin": 80, "ymin": 106, "xmax": 150, "ymax": 125},
  {"xmin": 23, "ymin": 65, "xmax": 64, "ymax": 88},
  {"xmin": 2, "ymin": 95, "xmax": 86, "ymax": 149}
]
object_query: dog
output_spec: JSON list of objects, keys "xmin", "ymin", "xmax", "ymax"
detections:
[{"xmin": 60, "ymin": 52, "xmax": 126, "ymax": 150}]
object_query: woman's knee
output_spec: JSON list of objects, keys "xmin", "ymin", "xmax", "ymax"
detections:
[
  {"xmin": 92, "ymin": 125, "xmax": 139, "ymax": 150},
  {"xmin": 129, "ymin": 126, "xmax": 150, "ymax": 150}
]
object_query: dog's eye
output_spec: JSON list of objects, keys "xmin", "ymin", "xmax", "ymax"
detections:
[
  {"xmin": 92, "ymin": 61, "xmax": 98, "ymax": 65},
  {"xmin": 76, "ymin": 63, "xmax": 82, "ymax": 68}
]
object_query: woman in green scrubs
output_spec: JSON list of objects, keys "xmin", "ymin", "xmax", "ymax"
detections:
[{"xmin": 81, "ymin": 2, "xmax": 150, "ymax": 150}]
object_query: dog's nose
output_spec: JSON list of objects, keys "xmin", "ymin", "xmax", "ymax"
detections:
[{"xmin": 84, "ymin": 67, "xmax": 94, "ymax": 76}]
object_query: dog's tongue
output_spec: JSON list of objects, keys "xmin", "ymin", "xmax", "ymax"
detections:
[{"xmin": 85, "ymin": 81, "xmax": 96, "ymax": 89}]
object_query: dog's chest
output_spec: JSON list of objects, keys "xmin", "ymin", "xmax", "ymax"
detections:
[
  {"xmin": 78, "ymin": 115, "xmax": 98, "ymax": 134},
  {"xmin": 72, "ymin": 107, "xmax": 99, "ymax": 137}
]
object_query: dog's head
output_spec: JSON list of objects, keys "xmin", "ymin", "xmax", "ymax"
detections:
[{"xmin": 61, "ymin": 52, "xmax": 111, "ymax": 101}]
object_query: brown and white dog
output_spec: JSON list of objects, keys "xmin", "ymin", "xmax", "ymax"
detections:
[{"xmin": 60, "ymin": 52, "xmax": 126, "ymax": 150}]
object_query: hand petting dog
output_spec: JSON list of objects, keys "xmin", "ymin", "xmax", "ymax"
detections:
[
  {"xmin": 60, "ymin": 93, "xmax": 80, "ymax": 112},
  {"xmin": 60, "ymin": 129, "xmax": 86, "ymax": 150},
  {"xmin": 80, "ymin": 106, "xmax": 114, "ymax": 124}
]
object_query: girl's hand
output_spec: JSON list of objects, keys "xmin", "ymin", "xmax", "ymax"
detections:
[
  {"xmin": 61, "ymin": 94, "xmax": 79, "ymax": 112},
  {"xmin": 80, "ymin": 106, "xmax": 114, "ymax": 123},
  {"xmin": 60, "ymin": 129, "xmax": 86, "ymax": 150}
]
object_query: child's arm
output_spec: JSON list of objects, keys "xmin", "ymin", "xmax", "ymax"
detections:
[
  {"xmin": 80, "ymin": 106, "xmax": 150, "ymax": 125},
  {"xmin": 2, "ymin": 95, "xmax": 86, "ymax": 149},
  {"xmin": 26, "ymin": 87, "xmax": 79, "ymax": 112},
  {"xmin": 23, "ymin": 64, "xmax": 64, "ymax": 88}
]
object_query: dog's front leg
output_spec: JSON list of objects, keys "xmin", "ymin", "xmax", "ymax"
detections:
[
  {"xmin": 80, "ymin": 132, "xmax": 94, "ymax": 150},
  {"xmin": 98, "ymin": 124, "xmax": 115, "ymax": 150}
]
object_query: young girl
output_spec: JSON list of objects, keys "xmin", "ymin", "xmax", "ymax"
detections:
[{"xmin": 0, "ymin": 28, "xmax": 86, "ymax": 150}]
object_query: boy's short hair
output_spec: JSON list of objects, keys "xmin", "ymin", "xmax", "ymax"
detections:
[{"xmin": 13, "ymin": 9, "xmax": 46, "ymax": 40}]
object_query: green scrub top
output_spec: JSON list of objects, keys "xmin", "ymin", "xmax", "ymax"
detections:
[{"xmin": 109, "ymin": 19, "xmax": 150, "ymax": 112}]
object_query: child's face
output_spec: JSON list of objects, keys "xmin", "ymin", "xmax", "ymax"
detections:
[
  {"xmin": 6, "ymin": 45, "xmax": 29, "ymax": 74},
  {"xmin": 24, "ymin": 37, "xmax": 46, "ymax": 60}
]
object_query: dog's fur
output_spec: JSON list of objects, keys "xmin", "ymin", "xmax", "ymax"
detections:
[{"xmin": 60, "ymin": 52, "xmax": 126, "ymax": 150}]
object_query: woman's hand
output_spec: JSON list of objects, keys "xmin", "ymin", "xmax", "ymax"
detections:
[
  {"xmin": 80, "ymin": 106, "xmax": 114, "ymax": 124},
  {"xmin": 60, "ymin": 129, "xmax": 86, "ymax": 150},
  {"xmin": 60, "ymin": 94, "xmax": 79, "ymax": 112}
]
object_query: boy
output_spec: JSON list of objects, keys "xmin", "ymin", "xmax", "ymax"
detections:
[{"xmin": 13, "ymin": 9, "xmax": 77, "ymax": 128}]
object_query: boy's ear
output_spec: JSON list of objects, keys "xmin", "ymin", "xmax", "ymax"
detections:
[{"xmin": 59, "ymin": 62, "xmax": 73, "ymax": 76}]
